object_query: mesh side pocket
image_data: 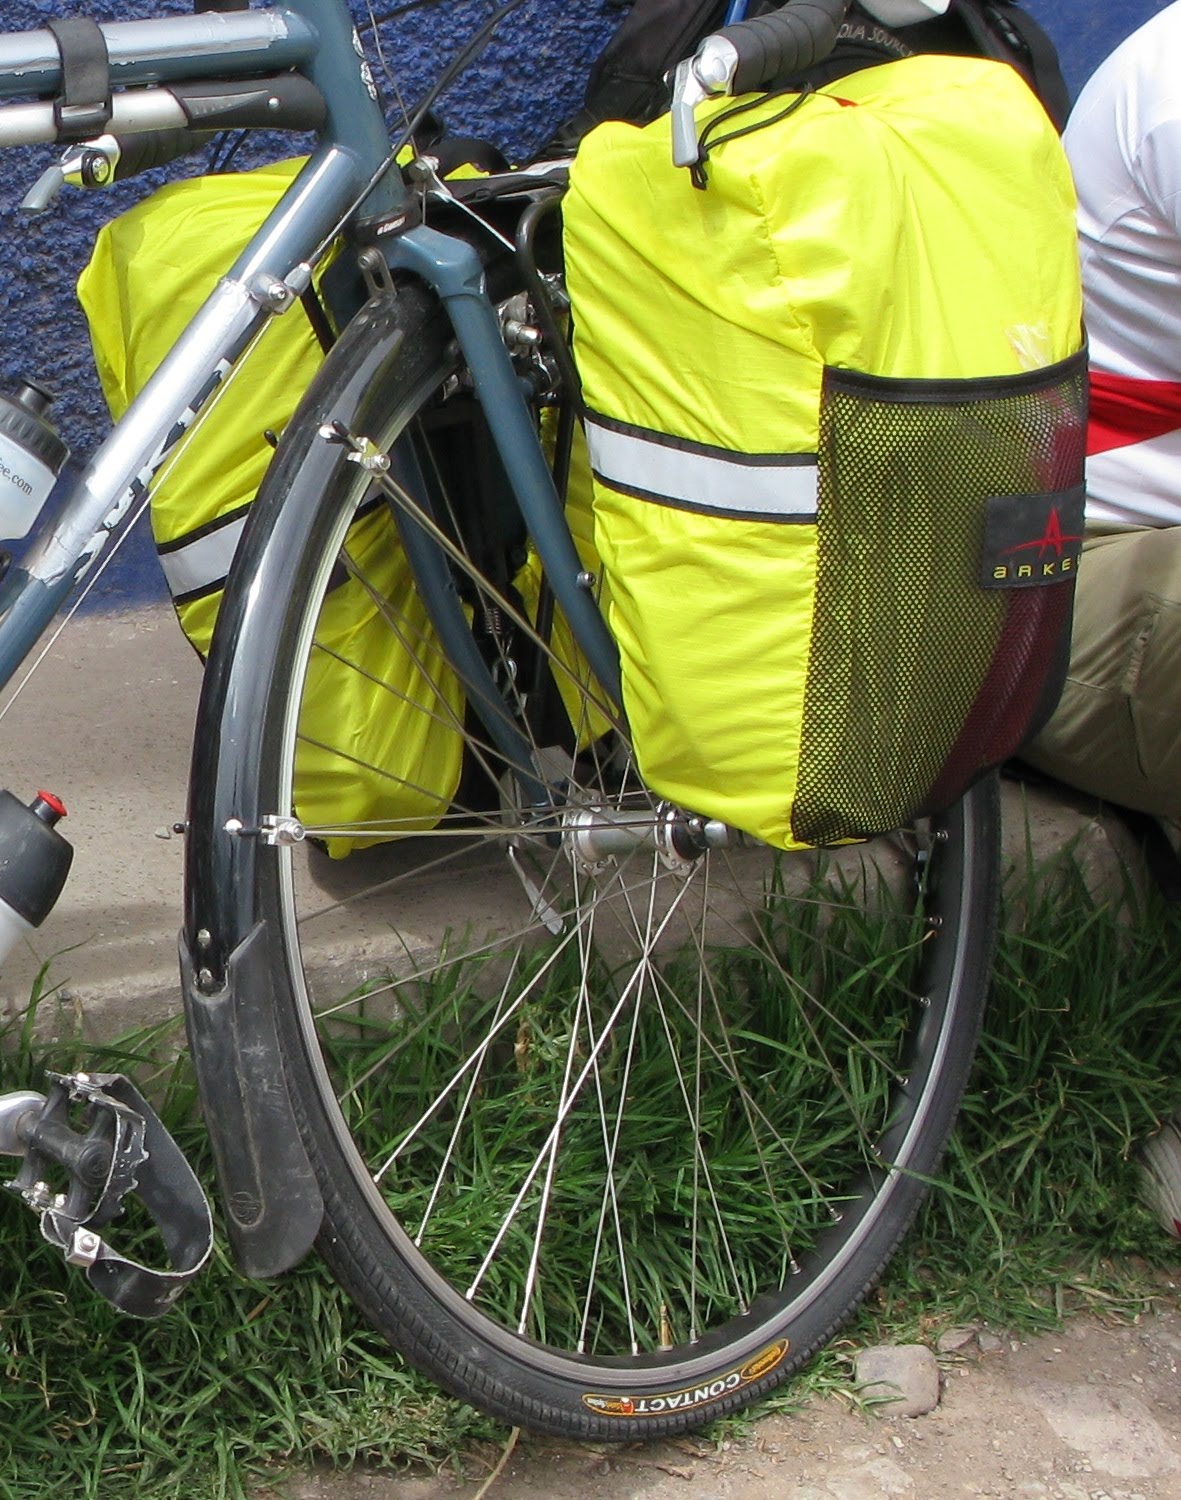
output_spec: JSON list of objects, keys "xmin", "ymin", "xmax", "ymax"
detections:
[{"xmin": 791, "ymin": 351, "xmax": 1087, "ymax": 847}]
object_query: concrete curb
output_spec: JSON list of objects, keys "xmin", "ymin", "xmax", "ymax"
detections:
[
  {"xmin": 0, "ymin": 606, "xmax": 200, "ymax": 1041},
  {"xmin": 0, "ymin": 607, "xmax": 1159, "ymax": 1046}
]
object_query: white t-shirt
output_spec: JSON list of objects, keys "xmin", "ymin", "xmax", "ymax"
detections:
[{"xmin": 1066, "ymin": 1, "xmax": 1181, "ymax": 527}]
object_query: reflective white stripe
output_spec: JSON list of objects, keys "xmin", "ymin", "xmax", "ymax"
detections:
[
  {"xmin": 585, "ymin": 418, "xmax": 817, "ymax": 519},
  {"xmin": 157, "ymin": 512, "xmax": 247, "ymax": 599}
]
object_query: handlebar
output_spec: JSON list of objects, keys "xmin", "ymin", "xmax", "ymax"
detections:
[
  {"xmin": 719, "ymin": 0, "xmax": 849, "ymax": 95},
  {"xmin": 17, "ymin": 73, "xmax": 326, "ymax": 214},
  {"xmin": 671, "ymin": 0, "xmax": 849, "ymax": 167}
]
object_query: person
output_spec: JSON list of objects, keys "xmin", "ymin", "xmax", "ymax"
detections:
[
  {"xmin": 1020, "ymin": 3, "xmax": 1181, "ymax": 819},
  {"xmin": 1019, "ymin": 2, "xmax": 1181, "ymax": 1240}
]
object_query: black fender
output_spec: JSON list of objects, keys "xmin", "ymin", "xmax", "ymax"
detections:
[
  {"xmin": 180, "ymin": 294, "xmax": 425, "ymax": 1277},
  {"xmin": 180, "ymin": 922, "xmax": 322, "ymax": 1278}
]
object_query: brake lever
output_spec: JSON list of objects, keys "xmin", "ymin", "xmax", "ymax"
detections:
[
  {"xmin": 21, "ymin": 135, "xmax": 122, "ymax": 215},
  {"xmin": 669, "ymin": 36, "xmax": 739, "ymax": 169},
  {"xmin": 20, "ymin": 164, "xmax": 66, "ymax": 215}
]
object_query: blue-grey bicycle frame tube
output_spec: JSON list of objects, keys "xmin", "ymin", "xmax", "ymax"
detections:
[
  {"xmin": 385, "ymin": 227, "xmax": 624, "ymax": 710},
  {"xmin": 0, "ymin": 9, "xmax": 316, "ymax": 100},
  {"xmin": 0, "ymin": 0, "xmax": 403, "ymax": 686}
]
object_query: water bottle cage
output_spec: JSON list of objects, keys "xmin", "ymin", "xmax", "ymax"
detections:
[{"xmin": 6, "ymin": 1072, "xmax": 213, "ymax": 1318}]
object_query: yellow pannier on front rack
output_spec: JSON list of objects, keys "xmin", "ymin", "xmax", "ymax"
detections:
[
  {"xmin": 563, "ymin": 54, "xmax": 1087, "ymax": 851},
  {"xmin": 76, "ymin": 160, "xmax": 465, "ymax": 855}
]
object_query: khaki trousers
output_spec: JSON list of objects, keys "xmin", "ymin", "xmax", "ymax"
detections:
[{"xmin": 1021, "ymin": 527, "xmax": 1181, "ymax": 817}]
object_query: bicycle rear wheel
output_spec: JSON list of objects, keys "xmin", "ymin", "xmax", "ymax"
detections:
[{"xmin": 209, "ymin": 280, "xmax": 1000, "ymax": 1438}]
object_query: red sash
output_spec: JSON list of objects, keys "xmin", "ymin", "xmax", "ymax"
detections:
[{"xmin": 1088, "ymin": 370, "xmax": 1181, "ymax": 456}]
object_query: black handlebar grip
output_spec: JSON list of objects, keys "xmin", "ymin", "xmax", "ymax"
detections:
[
  {"xmin": 717, "ymin": 0, "xmax": 849, "ymax": 96},
  {"xmin": 105, "ymin": 71, "xmax": 326, "ymax": 185},
  {"xmin": 112, "ymin": 127, "xmax": 215, "ymax": 180},
  {"xmin": 168, "ymin": 73, "xmax": 326, "ymax": 133}
]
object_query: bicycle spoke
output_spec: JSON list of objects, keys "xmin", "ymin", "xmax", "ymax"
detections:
[{"xmin": 235, "ymin": 286, "xmax": 997, "ymax": 1428}]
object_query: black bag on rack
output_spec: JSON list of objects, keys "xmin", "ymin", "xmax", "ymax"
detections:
[{"xmin": 552, "ymin": 0, "xmax": 1068, "ymax": 146}]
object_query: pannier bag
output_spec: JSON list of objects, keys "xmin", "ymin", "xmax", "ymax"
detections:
[
  {"xmin": 76, "ymin": 160, "xmax": 465, "ymax": 855},
  {"xmin": 562, "ymin": 53, "xmax": 1086, "ymax": 851}
]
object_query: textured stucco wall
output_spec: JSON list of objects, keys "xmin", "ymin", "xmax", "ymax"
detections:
[
  {"xmin": 0, "ymin": 0, "xmax": 1172, "ymax": 604},
  {"xmin": 0, "ymin": 0, "xmax": 618, "ymax": 603}
]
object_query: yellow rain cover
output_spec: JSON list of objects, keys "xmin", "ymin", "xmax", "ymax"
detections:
[
  {"xmin": 77, "ymin": 160, "xmax": 464, "ymax": 854},
  {"xmin": 563, "ymin": 54, "xmax": 1087, "ymax": 850}
]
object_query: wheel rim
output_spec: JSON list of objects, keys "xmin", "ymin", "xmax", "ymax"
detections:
[{"xmin": 264, "ymin": 356, "xmax": 992, "ymax": 1391}]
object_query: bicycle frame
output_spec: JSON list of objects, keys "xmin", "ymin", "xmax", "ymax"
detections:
[
  {"xmin": 0, "ymin": 2, "xmax": 619, "ymax": 701},
  {"xmin": 0, "ymin": 0, "xmax": 620, "ymax": 1289}
]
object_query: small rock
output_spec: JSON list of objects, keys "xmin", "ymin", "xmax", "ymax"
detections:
[
  {"xmin": 977, "ymin": 1330, "xmax": 1006, "ymax": 1356},
  {"xmin": 854, "ymin": 1344, "xmax": 941, "ymax": 1417},
  {"xmin": 936, "ymin": 1325, "xmax": 979, "ymax": 1355}
]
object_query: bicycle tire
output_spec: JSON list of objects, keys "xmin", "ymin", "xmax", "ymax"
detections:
[{"xmin": 206, "ymin": 277, "xmax": 1001, "ymax": 1439}]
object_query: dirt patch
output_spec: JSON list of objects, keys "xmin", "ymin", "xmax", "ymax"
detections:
[{"xmin": 258, "ymin": 1299, "xmax": 1181, "ymax": 1500}]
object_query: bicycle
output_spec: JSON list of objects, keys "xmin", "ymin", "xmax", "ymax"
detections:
[{"xmin": 0, "ymin": 0, "xmax": 1001, "ymax": 1441}]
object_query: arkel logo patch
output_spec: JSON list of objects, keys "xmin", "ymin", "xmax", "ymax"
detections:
[
  {"xmin": 581, "ymin": 1340, "xmax": 789, "ymax": 1419},
  {"xmin": 982, "ymin": 486, "xmax": 1085, "ymax": 589}
]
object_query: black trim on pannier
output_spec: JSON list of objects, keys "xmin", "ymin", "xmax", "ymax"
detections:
[{"xmin": 823, "ymin": 347, "xmax": 1087, "ymax": 404}]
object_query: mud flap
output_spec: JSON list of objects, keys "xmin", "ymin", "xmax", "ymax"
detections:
[{"xmin": 181, "ymin": 921, "xmax": 323, "ymax": 1277}]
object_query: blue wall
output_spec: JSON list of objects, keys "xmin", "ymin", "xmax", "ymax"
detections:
[
  {"xmin": 1023, "ymin": 0, "xmax": 1172, "ymax": 100},
  {"xmin": 0, "ymin": 0, "xmax": 1171, "ymax": 607}
]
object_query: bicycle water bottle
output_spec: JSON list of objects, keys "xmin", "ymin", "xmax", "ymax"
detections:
[
  {"xmin": 0, "ymin": 381, "xmax": 69, "ymax": 539},
  {"xmin": 0, "ymin": 791, "xmax": 73, "ymax": 967}
]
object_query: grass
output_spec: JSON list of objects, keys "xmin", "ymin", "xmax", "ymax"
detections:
[
  {"xmin": 877, "ymin": 853, "xmax": 1181, "ymax": 1336},
  {"xmin": 0, "ymin": 856, "xmax": 1179, "ymax": 1498}
]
